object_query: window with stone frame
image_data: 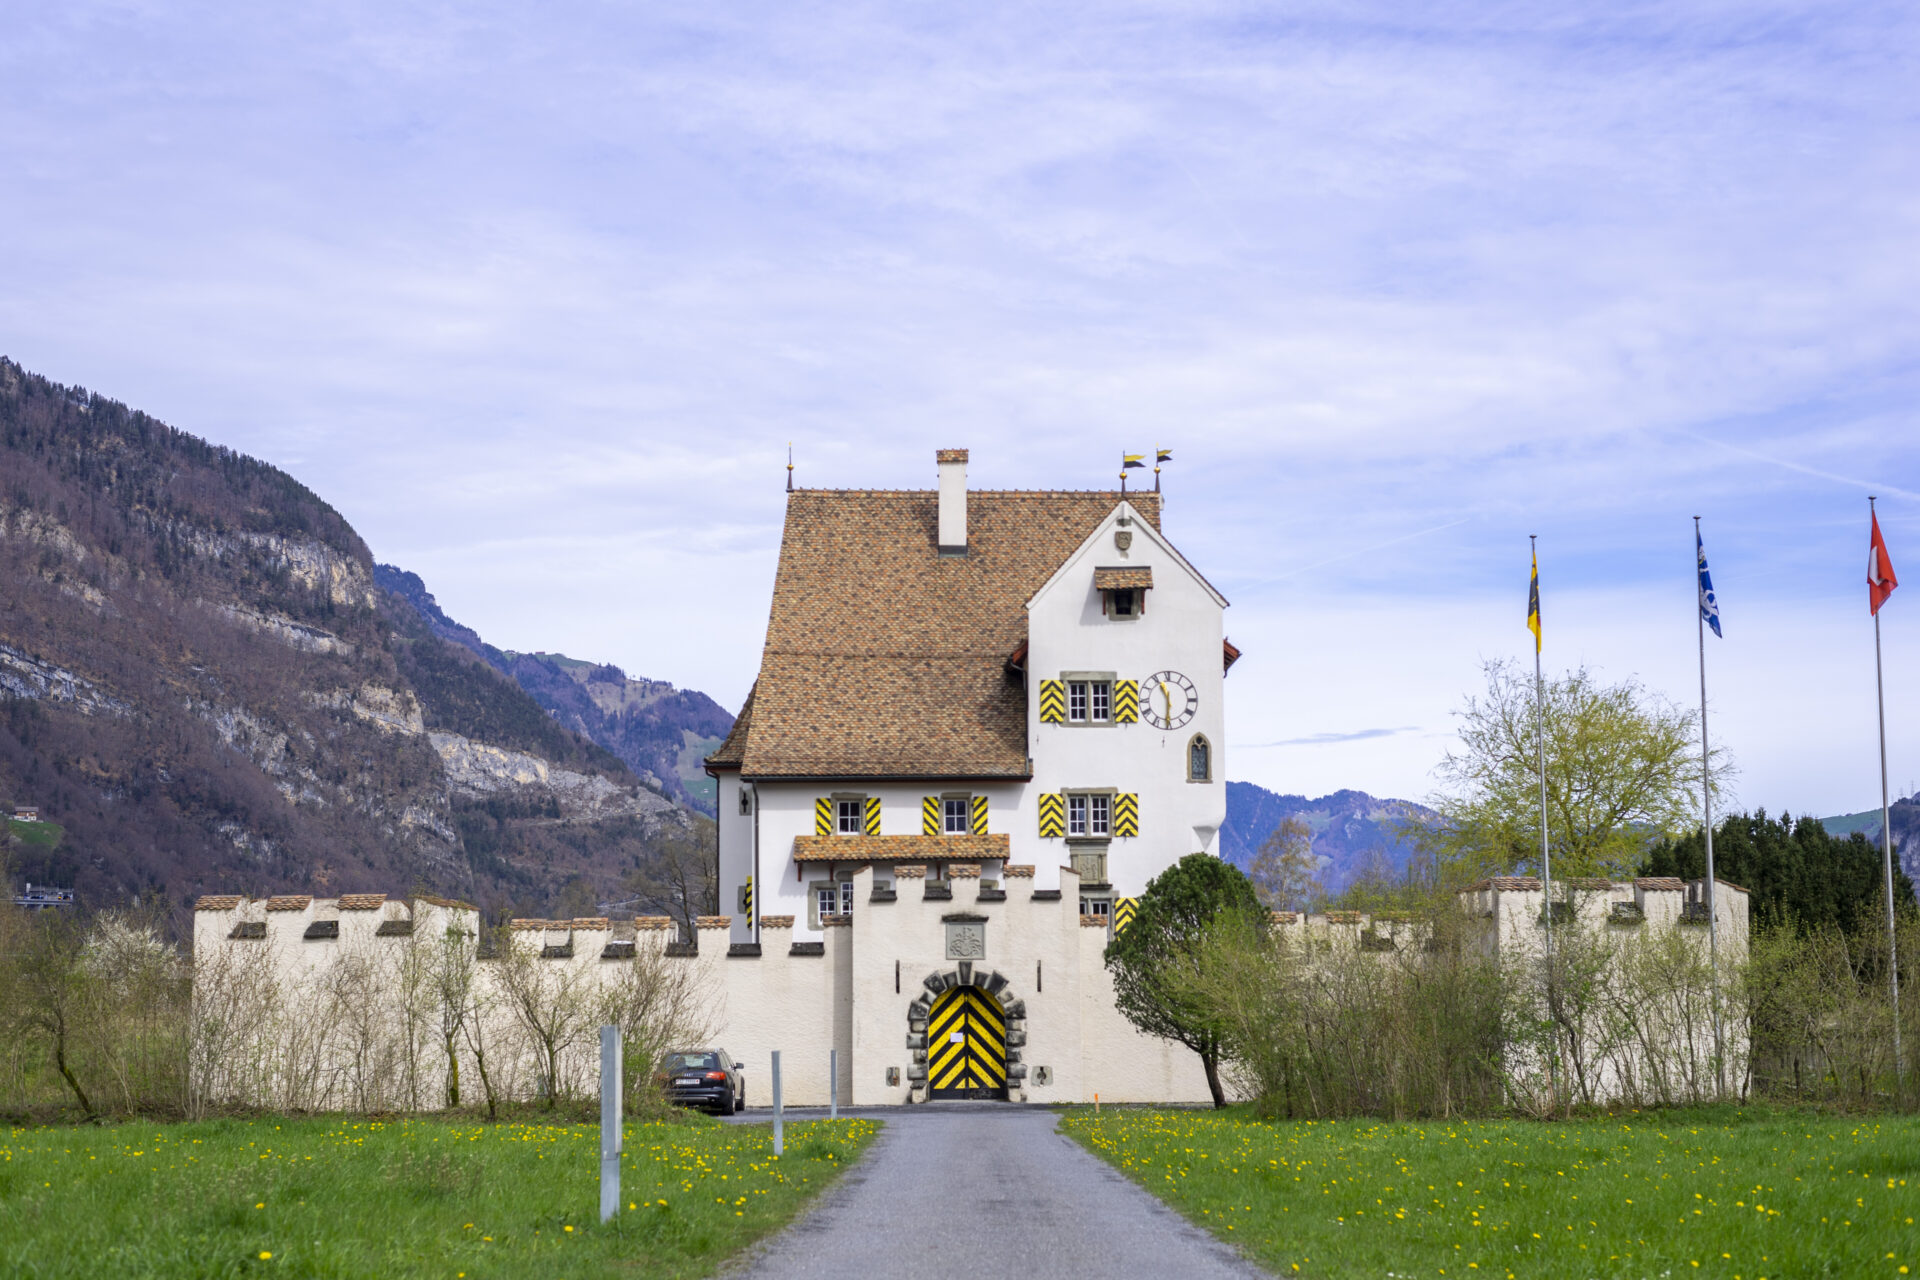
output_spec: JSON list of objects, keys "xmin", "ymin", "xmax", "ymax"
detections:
[
  {"xmin": 1188, "ymin": 733, "xmax": 1212, "ymax": 782},
  {"xmin": 835, "ymin": 798, "xmax": 864, "ymax": 835},
  {"xmin": 1080, "ymin": 895, "xmax": 1112, "ymax": 921},
  {"xmin": 943, "ymin": 796, "xmax": 971, "ymax": 834},
  {"xmin": 1089, "ymin": 681, "xmax": 1111, "ymax": 722},
  {"xmin": 1066, "ymin": 793, "xmax": 1111, "ymax": 838},
  {"xmin": 1067, "ymin": 681, "xmax": 1088, "ymax": 722},
  {"xmin": 811, "ymin": 876, "xmax": 855, "ymax": 927}
]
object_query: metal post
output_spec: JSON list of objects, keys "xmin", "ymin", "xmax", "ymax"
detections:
[
  {"xmin": 829, "ymin": 1049, "xmax": 838, "ymax": 1120},
  {"xmin": 1531, "ymin": 535, "xmax": 1556, "ymax": 1105},
  {"xmin": 771, "ymin": 1050, "xmax": 784, "ymax": 1157},
  {"xmin": 1875, "ymin": 595, "xmax": 1905, "ymax": 1095},
  {"xmin": 1696, "ymin": 517, "xmax": 1724, "ymax": 1099},
  {"xmin": 599, "ymin": 1026, "xmax": 622, "ymax": 1223}
]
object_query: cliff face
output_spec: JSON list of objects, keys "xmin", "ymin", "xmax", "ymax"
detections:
[
  {"xmin": 0, "ymin": 358, "xmax": 701, "ymax": 916},
  {"xmin": 375, "ymin": 565, "xmax": 734, "ymax": 813}
]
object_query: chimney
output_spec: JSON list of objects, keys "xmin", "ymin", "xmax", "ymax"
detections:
[{"xmin": 937, "ymin": 448, "xmax": 968, "ymax": 555}]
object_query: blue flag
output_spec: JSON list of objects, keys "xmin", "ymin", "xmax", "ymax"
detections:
[{"xmin": 1697, "ymin": 530, "xmax": 1722, "ymax": 637}]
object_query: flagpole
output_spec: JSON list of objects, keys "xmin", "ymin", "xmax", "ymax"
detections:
[
  {"xmin": 1871, "ymin": 496, "xmax": 1904, "ymax": 1095},
  {"xmin": 1532, "ymin": 536, "xmax": 1551, "ymax": 950},
  {"xmin": 1696, "ymin": 516, "xmax": 1724, "ymax": 1099}
]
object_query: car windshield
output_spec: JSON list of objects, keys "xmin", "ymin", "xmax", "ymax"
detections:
[{"xmin": 663, "ymin": 1052, "xmax": 720, "ymax": 1071}]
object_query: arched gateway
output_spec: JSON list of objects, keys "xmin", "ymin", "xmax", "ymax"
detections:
[{"xmin": 906, "ymin": 962, "xmax": 1027, "ymax": 1102}]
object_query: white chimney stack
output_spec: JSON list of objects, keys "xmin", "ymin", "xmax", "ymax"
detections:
[{"xmin": 937, "ymin": 448, "xmax": 968, "ymax": 554}]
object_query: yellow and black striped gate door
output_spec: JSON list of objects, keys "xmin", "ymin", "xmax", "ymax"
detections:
[{"xmin": 927, "ymin": 986, "xmax": 1008, "ymax": 1100}]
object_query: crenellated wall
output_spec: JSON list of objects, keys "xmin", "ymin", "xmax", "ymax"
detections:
[{"xmin": 190, "ymin": 872, "xmax": 1748, "ymax": 1111}]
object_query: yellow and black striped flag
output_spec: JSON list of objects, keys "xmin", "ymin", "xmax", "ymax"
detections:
[{"xmin": 1527, "ymin": 546, "xmax": 1542, "ymax": 654}]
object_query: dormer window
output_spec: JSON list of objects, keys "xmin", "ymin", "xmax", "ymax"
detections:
[{"xmin": 1093, "ymin": 566, "xmax": 1153, "ymax": 618}]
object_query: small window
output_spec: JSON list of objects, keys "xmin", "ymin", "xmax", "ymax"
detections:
[
  {"xmin": 836, "ymin": 799, "xmax": 863, "ymax": 835},
  {"xmin": 811, "ymin": 877, "xmax": 857, "ymax": 927},
  {"xmin": 1066, "ymin": 793, "xmax": 1110, "ymax": 838},
  {"xmin": 1188, "ymin": 734, "xmax": 1211, "ymax": 782},
  {"xmin": 943, "ymin": 797, "xmax": 970, "ymax": 834},
  {"xmin": 1067, "ymin": 682, "xmax": 1088, "ymax": 722},
  {"xmin": 1111, "ymin": 589, "xmax": 1135, "ymax": 616},
  {"xmin": 1090, "ymin": 681, "xmax": 1111, "ymax": 723},
  {"xmin": 1081, "ymin": 896, "xmax": 1112, "ymax": 920}
]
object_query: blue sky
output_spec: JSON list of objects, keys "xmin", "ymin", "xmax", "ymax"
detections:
[{"xmin": 4, "ymin": 2, "xmax": 1916, "ymax": 815}]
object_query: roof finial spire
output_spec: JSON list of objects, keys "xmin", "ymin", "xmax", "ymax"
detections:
[
  {"xmin": 1154, "ymin": 445, "xmax": 1170, "ymax": 493},
  {"xmin": 786, "ymin": 442, "xmax": 793, "ymax": 493}
]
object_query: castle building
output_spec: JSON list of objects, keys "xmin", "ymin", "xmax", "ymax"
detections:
[{"xmin": 707, "ymin": 448, "xmax": 1233, "ymax": 945}]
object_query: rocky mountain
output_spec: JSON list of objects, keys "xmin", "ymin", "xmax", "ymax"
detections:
[
  {"xmin": 0, "ymin": 358, "xmax": 706, "ymax": 920},
  {"xmin": 1220, "ymin": 780, "xmax": 1436, "ymax": 897},
  {"xmin": 374, "ymin": 566, "xmax": 733, "ymax": 813}
]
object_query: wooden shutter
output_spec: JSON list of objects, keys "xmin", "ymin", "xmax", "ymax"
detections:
[
  {"xmin": 1113, "ymin": 679, "xmax": 1139, "ymax": 723},
  {"xmin": 1038, "ymin": 679, "xmax": 1066, "ymax": 723},
  {"xmin": 1038, "ymin": 793, "xmax": 1066, "ymax": 838},
  {"xmin": 1113, "ymin": 793, "xmax": 1140, "ymax": 837},
  {"xmin": 922, "ymin": 796, "xmax": 940, "ymax": 836},
  {"xmin": 864, "ymin": 796, "xmax": 882, "ymax": 835},
  {"xmin": 970, "ymin": 795, "xmax": 989, "ymax": 834},
  {"xmin": 814, "ymin": 797, "xmax": 832, "ymax": 836}
]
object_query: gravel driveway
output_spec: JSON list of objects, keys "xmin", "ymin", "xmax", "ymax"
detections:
[{"xmin": 723, "ymin": 1104, "xmax": 1269, "ymax": 1279}]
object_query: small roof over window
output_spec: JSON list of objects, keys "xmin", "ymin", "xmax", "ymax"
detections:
[{"xmin": 1092, "ymin": 566, "xmax": 1153, "ymax": 591}]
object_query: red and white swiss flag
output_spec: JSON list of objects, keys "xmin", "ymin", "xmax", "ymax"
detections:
[{"xmin": 1870, "ymin": 511, "xmax": 1899, "ymax": 616}]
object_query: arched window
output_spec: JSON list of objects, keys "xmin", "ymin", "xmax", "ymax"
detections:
[{"xmin": 1187, "ymin": 733, "xmax": 1211, "ymax": 783}]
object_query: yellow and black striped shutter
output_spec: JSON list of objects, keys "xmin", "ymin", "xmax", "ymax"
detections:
[
  {"xmin": 864, "ymin": 796, "xmax": 882, "ymax": 835},
  {"xmin": 1113, "ymin": 897, "xmax": 1138, "ymax": 933},
  {"xmin": 814, "ymin": 797, "xmax": 832, "ymax": 836},
  {"xmin": 1114, "ymin": 793, "xmax": 1140, "ymax": 837},
  {"xmin": 1114, "ymin": 679, "xmax": 1140, "ymax": 723},
  {"xmin": 970, "ymin": 795, "xmax": 989, "ymax": 834},
  {"xmin": 922, "ymin": 796, "xmax": 940, "ymax": 836},
  {"xmin": 1038, "ymin": 679, "xmax": 1066, "ymax": 723},
  {"xmin": 744, "ymin": 876, "xmax": 755, "ymax": 929},
  {"xmin": 1038, "ymin": 792, "xmax": 1066, "ymax": 838}
]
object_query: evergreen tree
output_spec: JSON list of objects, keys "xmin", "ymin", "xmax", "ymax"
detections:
[{"xmin": 1643, "ymin": 809, "xmax": 1915, "ymax": 933}]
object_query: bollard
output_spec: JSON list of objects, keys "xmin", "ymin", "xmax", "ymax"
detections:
[
  {"xmin": 829, "ymin": 1048, "xmax": 838, "ymax": 1120},
  {"xmin": 771, "ymin": 1050, "xmax": 784, "ymax": 1156},
  {"xmin": 599, "ymin": 1026, "xmax": 622, "ymax": 1223}
]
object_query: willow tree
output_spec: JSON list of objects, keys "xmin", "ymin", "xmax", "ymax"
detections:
[{"xmin": 1425, "ymin": 660, "xmax": 1731, "ymax": 882}]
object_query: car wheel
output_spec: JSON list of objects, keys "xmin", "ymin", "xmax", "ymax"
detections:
[{"xmin": 733, "ymin": 1086, "xmax": 745, "ymax": 1114}]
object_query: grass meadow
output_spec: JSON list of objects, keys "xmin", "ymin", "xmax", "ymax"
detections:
[
  {"xmin": 0, "ymin": 1112, "xmax": 876, "ymax": 1279},
  {"xmin": 1061, "ymin": 1105, "xmax": 1918, "ymax": 1279}
]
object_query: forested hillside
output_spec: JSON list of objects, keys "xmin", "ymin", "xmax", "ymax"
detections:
[{"xmin": 0, "ymin": 358, "xmax": 706, "ymax": 920}]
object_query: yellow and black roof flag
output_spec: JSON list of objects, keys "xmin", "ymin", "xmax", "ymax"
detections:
[
  {"xmin": 1155, "ymin": 446, "xmax": 1172, "ymax": 463},
  {"xmin": 1527, "ymin": 542, "xmax": 1542, "ymax": 654},
  {"xmin": 1122, "ymin": 453, "xmax": 1146, "ymax": 469}
]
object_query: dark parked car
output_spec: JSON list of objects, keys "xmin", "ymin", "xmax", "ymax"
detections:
[{"xmin": 659, "ymin": 1050, "xmax": 745, "ymax": 1115}]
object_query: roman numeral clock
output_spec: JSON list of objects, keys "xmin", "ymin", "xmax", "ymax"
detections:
[{"xmin": 1141, "ymin": 670, "xmax": 1198, "ymax": 730}]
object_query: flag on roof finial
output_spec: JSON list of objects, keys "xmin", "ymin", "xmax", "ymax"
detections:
[{"xmin": 1154, "ymin": 445, "xmax": 1170, "ymax": 492}]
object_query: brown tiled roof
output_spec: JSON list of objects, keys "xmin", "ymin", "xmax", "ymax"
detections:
[
  {"xmin": 572, "ymin": 917, "xmax": 610, "ymax": 930},
  {"xmin": 948, "ymin": 863, "xmax": 982, "ymax": 879},
  {"xmin": 821, "ymin": 914, "xmax": 852, "ymax": 928},
  {"xmin": 792, "ymin": 834, "xmax": 1010, "ymax": 862},
  {"xmin": 416, "ymin": 895, "xmax": 477, "ymax": 911},
  {"xmin": 509, "ymin": 918, "xmax": 556, "ymax": 931},
  {"xmin": 634, "ymin": 916, "xmax": 673, "ymax": 930},
  {"xmin": 1325, "ymin": 910, "xmax": 1365, "ymax": 924},
  {"xmin": 1465, "ymin": 877, "xmax": 1545, "ymax": 892},
  {"xmin": 195, "ymin": 895, "xmax": 243, "ymax": 911},
  {"xmin": 895, "ymin": 865, "xmax": 926, "ymax": 879},
  {"xmin": 1080, "ymin": 914, "xmax": 1108, "ymax": 927},
  {"xmin": 1004, "ymin": 864, "xmax": 1034, "ymax": 878},
  {"xmin": 1634, "ymin": 877, "xmax": 1686, "ymax": 891},
  {"xmin": 1222, "ymin": 638, "xmax": 1242, "ymax": 673},
  {"xmin": 1269, "ymin": 911, "xmax": 1299, "ymax": 924},
  {"xmin": 705, "ymin": 681, "xmax": 754, "ymax": 768},
  {"xmin": 1714, "ymin": 878, "xmax": 1749, "ymax": 894},
  {"xmin": 1565, "ymin": 878, "xmax": 1618, "ymax": 891},
  {"xmin": 339, "ymin": 894, "xmax": 386, "ymax": 911},
  {"xmin": 759, "ymin": 915, "xmax": 796, "ymax": 928},
  {"xmin": 936, "ymin": 448, "xmax": 968, "ymax": 464},
  {"xmin": 733, "ymin": 489, "xmax": 1161, "ymax": 778},
  {"xmin": 266, "ymin": 895, "xmax": 312, "ymax": 911},
  {"xmin": 696, "ymin": 915, "xmax": 732, "ymax": 929},
  {"xmin": 1092, "ymin": 566, "xmax": 1153, "ymax": 591}
]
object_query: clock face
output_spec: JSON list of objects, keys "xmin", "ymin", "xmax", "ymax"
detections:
[{"xmin": 1142, "ymin": 670, "xmax": 1199, "ymax": 730}]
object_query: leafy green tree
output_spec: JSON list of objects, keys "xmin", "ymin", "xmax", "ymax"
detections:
[
  {"xmin": 1425, "ymin": 660, "xmax": 1730, "ymax": 882},
  {"xmin": 1644, "ymin": 809, "xmax": 1916, "ymax": 933},
  {"xmin": 1105, "ymin": 853, "xmax": 1265, "ymax": 1107}
]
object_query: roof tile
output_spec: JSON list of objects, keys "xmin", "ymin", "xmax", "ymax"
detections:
[{"xmin": 793, "ymin": 833, "xmax": 1010, "ymax": 862}]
